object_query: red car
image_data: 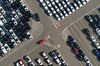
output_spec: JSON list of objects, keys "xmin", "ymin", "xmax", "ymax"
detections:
[
  {"xmin": 37, "ymin": 40, "xmax": 46, "ymax": 45},
  {"xmin": 71, "ymin": 48, "xmax": 80, "ymax": 55},
  {"xmin": 15, "ymin": 59, "xmax": 25, "ymax": 66}
]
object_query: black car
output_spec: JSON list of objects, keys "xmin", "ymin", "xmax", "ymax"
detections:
[
  {"xmin": 84, "ymin": 15, "xmax": 93, "ymax": 22},
  {"xmin": 67, "ymin": 36, "xmax": 80, "ymax": 49},
  {"xmin": 96, "ymin": 15, "xmax": 100, "ymax": 22},
  {"xmin": 32, "ymin": 13, "xmax": 40, "ymax": 21},
  {"xmin": 82, "ymin": 28, "xmax": 90, "ymax": 36},
  {"xmin": 76, "ymin": 54, "xmax": 84, "ymax": 61}
]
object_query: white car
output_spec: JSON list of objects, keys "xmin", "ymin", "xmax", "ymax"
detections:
[
  {"xmin": 11, "ymin": 18, "xmax": 18, "ymax": 25},
  {"xmin": 51, "ymin": 52, "xmax": 57, "ymax": 59},
  {"xmin": 87, "ymin": 63, "xmax": 93, "ymax": 66},
  {"xmin": 42, "ymin": 2, "xmax": 47, "ymax": 7},
  {"xmin": 0, "ymin": 42, "xmax": 3, "ymax": 46},
  {"xmin": 86, "ymin": 0, "xmax": 90, "ymax": 2},
  {"xmin": 45, "ymin": 0, "xmax": 51, "ymax": 5},
  {"xmin": 0, "ymin": 28, "xmax": 5, "ymax": 36},
  {"xmin": 61, "ymin": 1, "xmax": 67, "ymax": 7},
  {"xmin": 0, "ymin": 46, "xmax": 7, "ymax": 54},
  {"xmin": 51, "ymin": 7, "xmax": 55, "ymax": 12},
  {"xmin": 0, "ymin": 6, "xmax": 6, "ymax": 14},
  {"xmin": 51, "ymin": 1, "xmax": 55, "ymax": 6},
  {"xmin": 66, "ymin": 7, "xmax": 72, "ymax": 14},
  {"xmin": 23, "ymin": 55, "xmax": 32, "ymax": 63},
  {"xmin": 39, "ymin": 0, "xmax": 44, "ymax": 3},
  {"xmin": 80, "ymin": 0, "xmax": 87, "ymax": 5},
  {"xmin": 66, "ymin": 1, "xmax": 71, "ymax": 5},
  {"xmin": 12, "ymin": 11, "xmax": 19, "ymax": 19},
  {"xmin": 44, "ymin": 6, "xmax": 48, "ymax": 10},
  {"xmin": 76, "ymin": 0, "xmax": 83, "ymax": 7},
  {"xmin": 28, "ymin": 62, "xmax": 35, "ymax": 66},
  {"xmin": 11, "ymin": 39, "xmax": 17, "ymax": 47},
  {"xmin": 52, "ymin": 10, "xmax": 56, "ymax": 14},
  {"xmin": 73, "ymin": 3, "xmax": 79, "ymax": 10},
  {"xmin": 46, "ymin": 58, "xmax": 53, "ymax": 65},
  {"xmin": 58, "ymin": 3, "xmax": 62, "ymax": 7},
  {"xmin": 55, "ymin": 58, "xmax": 61, "ymax": 65},
  {"xmin": 48, "ymin": 3, "xmax": 52, "ymax": 7},
  {"xmin": 26, "ymin": 32, "xmax": 33, "ymax": 39},
  {"xmin": 64, "ymin": 11, "xmax": 68, "ymax": 17},
  {"xmin": 9, "ymin": 0, "xmax": 14, "ymax": 3},
  {"xmin": 94, "ymin": 41, "xmax": 100, "ymax": 49},
  {"xmin": 55, "ymin": 14, "xmax": 61, "ymax": 20},
  {"xmin": 54, "ymin": 50, "xmax": 61, "ymax": 57},
  {"xmin": 9, "ymin": 29, "xmax": 16, "ymax": 37},
  {"xmin": 20, "ymin": 0, "xmax": 24, "ymax": 5},
  {"xmin": 68, "ymin": 4, "xmax": 75, "ymax": 12},
  {"xmin": 22, "ymin": 4, "xmax": 29, "ymax": 11},
  {"xmin": 89, "ymin": 35, "xmax": 96, "ymax": 42},
  {"xmin": 56, "ymin": 8, "xmax": 60, "ymax": 12},
  {"xmin": 60, "ymin": 13, "xmax": 65, "ymax": 19},
  {"xmin": 14, "ymin": 37, "xmax": 21, "ymax": 44},
  {"xmin": 36, "ymin": 58, "xmax": 43, "ymax": 66},
  {"xmin": 59, "ymin": 57, "xmax": 65, "ymax": 64},
  {"xmin": 4, "ymin": 44, "xmax": 11, "ymax": 51},
  {"xmin": 41, "ymin": 52, "xmax": 48, "ymax": 58},
  {"xmin": 55, "ymin": 0, "xmax": 59, "ymax": 3},
  {"xmin": 47, "ymin": 10, "xmax": 53, "ymax": 16},
  {"xmin": 0, "ymin": 15, "xmax": 7, "ymax": 23},
  {"xmin": 16, "ymin": 9, "xmax": 23, "ymax": 17},
  {"xmin": 83, "ymin": 55, "xmax": 90, "ymax": 63},
  {"xmin": 95, "ymin": 28, "xmax": 100, "ymax": 36}
]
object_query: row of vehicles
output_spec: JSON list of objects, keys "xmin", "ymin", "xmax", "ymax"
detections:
[
  {"xmin": 85, "ymin": 15, "xmax": 100, "ymax": 37},
  {"xmin": 39, "ymin": 0, "xmax": 89, "ymax": 20},
  {"xmin": 67, "ymin": 36, "xmax": 93, "ymax": 66},
  {"xmin": 14, "ymin": 50, "xmax": 67, "ymax": 66},
  {"xmin": 0, "ymin": 0, "xmax": 33, "ymax": 56},
  {"xmin": 82, "ymin": 28, "xmax": 100, "ymax": 60},
  {"xmin": 50, "ymin": 50, "xmax": 68, "ymax": 66},
  {"xmin": 83, "ymin": 13, "xmax": 100, "ymax": 60}
]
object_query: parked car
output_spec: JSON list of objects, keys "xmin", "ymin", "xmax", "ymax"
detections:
[
  {"xmin": 36, "ymin": 58, "xmax": 43, "ymax": 66},
  {"xmin": 26, "ymin": 32, "xmax": 33, "ymax": 39},
  {"xmin": 71, "ymin": 47, "xmax": 84, "ymax": 61},
  {"xmin": 28, "ymin": 62, "xmax": 35, "ymax": 66},
  {"xmin": 15, "ymin": 59, "xmax": 25, "ymax": 66},
  {"xmin": 59, "ymin": 57, "xmax": 65, "ymax": 64},
  {"xmin": 0, "ymin": 28, "xmax": 5, "ymax": 36},
  {"xmin": 94, "ymin": 49, "xmax": 100, "ymax": 57},
  {"xmin": 80, "ymin": 0, "xmax": 87, "ymax": 5},
  {"xmin": 55, "ymin": 58, "xmax": 61, "ymax": 65},
  {"xmin": 83, "ymin": 55, "xmax": 90, "ymax": 63},
  {"xmin": 4, "ymin": 44, "xmax": 11, "ymax": 52},
  {"xmin": 45, "ymin": 58, "xmax": 53, "ymax": 66},
  {"xmin": 40, "ymin": 52, "xmax": 48, "ymax": 58},
  {"xmin": 51, "ymin": 52, "xmax": 57, "ymax": 59},
  {"xmin": 54, "ymin": 50, "xmax": 61, "ymax": 57},
  {"xmin": 0, "ymin": 46, "xmax": 8, "ymax": 55},
  {"xmin": 33, "ymin": 13, "xmax": 40, "ymax": 21},
  {"xmin": 72, "ymin": 3, "xmax": 79, "ymax": 10},
  {"xmin": 75, "ymin": 0, "xmax": 83, "ymax": 7},
  {"xmin": 23, "ymin": 55, "xmax": 32, "ymax": 63},
  {"xmin": 93, "ymin": 41, "xmax": 100, "ymax": 49}
]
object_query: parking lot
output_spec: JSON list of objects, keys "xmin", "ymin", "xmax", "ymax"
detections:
[
  {"xmin": 0, "ymin": 0, "xmax": 100, "ymax": 66},
  {"xmin": 62, "ymin": 7, "xmax": 100, "ymax": 66}
]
